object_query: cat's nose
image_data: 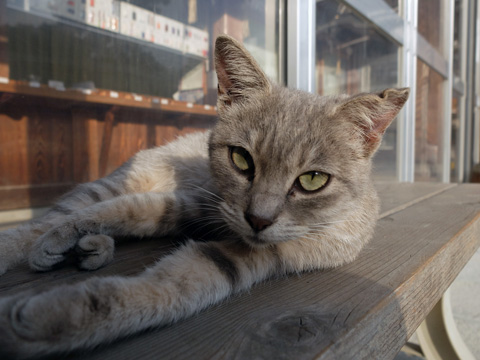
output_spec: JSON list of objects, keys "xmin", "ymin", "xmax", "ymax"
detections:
[{"xmin": 244, "ymin": 212, "xmax": 273, "ymax": 232}]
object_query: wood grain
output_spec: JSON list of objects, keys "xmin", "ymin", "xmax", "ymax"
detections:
[
  {"xmin": 71, "ymin": 106, "xmax": 103, "ymax": 183},
  {"xmin": 98, "ymin": 107, "xmax": 117, "ymax": 177},
  {"xmin": 0, "ymin": 93, "xmax": 215, "ymax": 210},
  {"xmin": 375, "ymin": 182, "xmax": 455, "ymax": 217},
  {"xmin": 0, "ymin": 184, "xmax": 479, "ymax": 359},
  {"xmin": 0, "ymin": 183, "xmax": 75, "ymax": 210}
]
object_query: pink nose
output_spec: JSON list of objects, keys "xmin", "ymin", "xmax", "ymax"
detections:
[{"xmin": 244, "ymin": 213, "xmax": 273, "ymax": 232}]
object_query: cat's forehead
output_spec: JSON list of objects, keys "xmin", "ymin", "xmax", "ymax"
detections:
[
  {"xmin": 253, "ymin": 87, "xmax": 348, "ymax": 132},
  {"xmin": 221, "ymin": 88, "xmax": 355, "ymax": 174}
]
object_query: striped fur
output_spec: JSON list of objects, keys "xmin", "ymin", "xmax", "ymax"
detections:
[{"xmin": 0, "ymin": 35, "xmax": 408, "ymax": 358}]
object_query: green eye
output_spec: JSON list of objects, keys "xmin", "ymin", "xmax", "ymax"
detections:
[
  {"xmin": 297, "ymin": 171, "xmax": 330, "ymax": 192},
  {"xmin": 230, "ymin": 147, "xmax": 254, "ymax": 176}
]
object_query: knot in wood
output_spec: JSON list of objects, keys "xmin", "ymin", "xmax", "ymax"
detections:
[{"xmin": 257, "ymin": 312, "xmax": 332, "ymax": 347}]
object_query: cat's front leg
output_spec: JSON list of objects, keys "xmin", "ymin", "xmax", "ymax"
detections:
[
  {"xmin": 0, "ymin": 215, "xmax": 64, "ymax": 276},
  {"xmin": 0, "ymin": 277, "xmax": 128, "ymax": 359},
  {"xmin": 0, "ymin": 240, "xmax": 282, "ymax": 358},
  {"xmin": 28, "ymin": 191, "xmax": 191, "ymax": 272}
]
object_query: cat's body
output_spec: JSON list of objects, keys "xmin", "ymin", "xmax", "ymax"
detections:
[{"xmin": 0, "ymin": 35, "xmax": 408, "ymax": 358}]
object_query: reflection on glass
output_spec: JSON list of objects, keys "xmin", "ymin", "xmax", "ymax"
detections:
[
  {"xmin": 383, "ymin": 0, "xmax": 400, "ymax": 14},
  {"xmin": 415, "ymin": 59, "xmax": 445, "ymax": 182},
  {"xmin": 315, "ymin": 0, "xmax": 400, "ymax": 181},
  {"xmin": 451, "ymin": 93, "xmax": 461, "ymax": 182},
  {"xmin": 453, "ymin": 0, "xmax": 462, "ymax": 78},
  {"xmin": 418, "ymin": 0, "xmax": 445, "ymax": 54},
  {"xmin": 0, "ymin": 0, "xmax": 279, "ymax": 213},
  {"xmin": 451, "ymin": 0, "xmax": 463, "ymax": 182},
  {"xmin": 6, "ymin": 0, "xmax": 279, "ymax": 104}
]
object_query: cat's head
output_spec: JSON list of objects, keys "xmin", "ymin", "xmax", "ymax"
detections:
[{"xmin": 209, "ymin": 35, "xmax": 409, "ymax": 261}]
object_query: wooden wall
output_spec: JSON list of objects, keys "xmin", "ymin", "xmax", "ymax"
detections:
[{"xmin": 0, "ymin": 94, "xmax": 214, "ymax": 211}]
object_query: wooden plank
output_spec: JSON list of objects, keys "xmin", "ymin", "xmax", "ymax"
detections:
[
  {"xmin": 0, "ymin": 183, "xmax": 75, "ymax": 211},
  {"xmin": 0, "ymin": 111, "xmax": 29, "ymax": 186},
  {"xmin": 27, "ymin": 104, "xmax": 52, "ymax": 185},
  {"xmin": 375, "ymin": 182, "xmax": 455, "ymax": 217},
  {"xmin": 49, "ymin": 108, "xmax": 74, "ymax": 183},
  {"xmin": 0, "ymin": 184, "xmax": 478, "ymax": 359},
  {"xmin": 0, "ymin": 238, "xmax": 175, "ymax": 296},
  {"xmin": 72, "ymin": 107, "xmax": 103, "ymax": 183},
  {"xmin": 98, "ymin": 107, "xmax": 117, "ymax": 178}
]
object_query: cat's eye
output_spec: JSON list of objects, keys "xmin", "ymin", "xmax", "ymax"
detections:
[
  {"xmin": 296, "ymin": 171, "xmax": 330, "ymax": 192},
  {"xmin": 230, "ymin": 146, "xmax": 254, "ymax": 177}
]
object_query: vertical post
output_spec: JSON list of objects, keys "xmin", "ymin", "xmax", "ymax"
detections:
[
  {"xmin": 442, "ymin": 0, "xmax": 454, "ymax": 183},
  {"xmin": 399, "ymin": 0, "xmax": 418, "ymax": 182},
  {"xmin": 455, "ymin": 0, "xmax": 469, "ymax": 183},
  {"xmin": 0, "ymin": 0, "xmax": 9, "ymax": 82},
  {"xmin": 464, "ymin": 0, "xmax": 478, "ymax": 180},
  {"xmin": 278, "ymin": 0, "xmax": 286, "ymax": 85},
  {"xmin": 287, "ymin": 0, "xmax": 316, "ymax": 93},
  {"xmin": 474, "ymin": 0, "xmax": 480, "ymax": 168}
]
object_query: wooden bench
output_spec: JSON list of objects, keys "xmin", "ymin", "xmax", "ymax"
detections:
[{"xmin": 0, "ymin": 183, "xmax": 479, "ymax": 359}]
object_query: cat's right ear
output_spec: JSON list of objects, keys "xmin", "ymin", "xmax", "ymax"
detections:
[{"xmin": 215, "ymin": 35, "xmax": 271, "ymax": 110}]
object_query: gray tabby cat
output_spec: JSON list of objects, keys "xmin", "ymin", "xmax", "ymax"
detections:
[{"xmin": 0, "ymin": 35, "xmax": 409, "ymax": 358}]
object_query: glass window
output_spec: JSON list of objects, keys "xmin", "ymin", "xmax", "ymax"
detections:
[
  {"xmin": 417, "ymin": 0, "xmax": 445, "ymax": 54},
  {"xmin": 453, "ymin": 0, "xmax": 462, "ymax": 79},
  {"xmin": 451, "ymin": 91, "xmax": 461, "ymax": 182},
  {"xmin": 451, "ymin": 0, "xmax": 464, "ymax": 182},
  {"xmin": 315, "ymin": 0, "xmax": 400, "ymax": 181},
  {"xmin": 0, "ymin": 0, "xmax": 279, "ymax": 214},
  {"xmin": 383, "ymin": 0, "xmax": 400, "ymax": 14},
  {"xmin": 415, "ymin": 59, "xmax": 445, "ymax": 182}
]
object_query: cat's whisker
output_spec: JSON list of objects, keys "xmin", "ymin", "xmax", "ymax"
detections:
[
  {"xmin": 179, "ymin": 219, "xmax": 228, "ymax": 238},
  {"xmin": 308, "ymin": 219, "xmax": 364, "ymax": 228},
  {"xmin": 199, "ymin": 223, "xmax": 233, "ymax": 239},
  {"xmin": 181, "ymin": 216, "xmax": 226, "ymax": 229},
  {"xmin": 182, "ymin": 183, "xmax": 225, "ymax": 203}
]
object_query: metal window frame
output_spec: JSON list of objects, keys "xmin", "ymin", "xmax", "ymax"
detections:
[
  {"xmin": 286, "ymin": 0, "xmax": 316, "ymax": 92},
  {"xmin": 474, "ymin": 1, "xmax": 480, "ymax": 166},
  {"xmin": 441, "ymin": 0, "xmax": 455, "ymax": 183},
  {"xmin": 399, "ymin": 0, "xmax": 418, "ymax": 182},
  {"xmin": 452, "ymin": 0, "xmax": 470, "ymax": 183},
  {"xmin": 463, "ymin": 0, "xmax": 478, "ymax": 180}
]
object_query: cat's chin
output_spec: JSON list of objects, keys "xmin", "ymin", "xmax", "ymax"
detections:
[{"xmin": 242, "ymin": 234, "xmax": 278, "ymax": 248}]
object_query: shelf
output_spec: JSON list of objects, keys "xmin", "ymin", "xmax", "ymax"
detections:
[
  {"xmin": 6, "ymin": 5, "xmax": 207, "ymax": 63},
  {"xmin": 0, "ymin": 79, "xmax": 217, "ymax": 116}
]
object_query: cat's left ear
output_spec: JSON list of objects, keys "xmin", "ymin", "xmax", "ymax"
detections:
[
  {"xmin": 339, "ymin": 88, "xmax": 410, "ymax": 157},
  {"xmin": 214, "ymin": 35, "xmax": 271, "ymax": 110}
]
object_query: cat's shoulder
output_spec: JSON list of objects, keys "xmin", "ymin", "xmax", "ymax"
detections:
[{"xmin": 137, "ymin": 130, "xmax": 211, "ymax": 161}]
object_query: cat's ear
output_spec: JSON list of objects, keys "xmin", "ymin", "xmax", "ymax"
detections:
[
  {"xmin": 214, "ymin": 35, "xmax": 271, "ymax": 109},
  {"xmin": 338, "ymin": 88, "xmax": 410, "ymax": 157}
]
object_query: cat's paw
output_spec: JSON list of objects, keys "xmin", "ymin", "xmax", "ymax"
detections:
[
  {"xmin": 0, "ymin": 229, "xmax": 27, "ymax": 276},
  {"xmin": 75, "ymin": 234, "xmax": 115, "ymax": 270},
  {"xmin": 0, "ymin": 246, "xmax": 9, "ymax": 276},
  {"xmin": 0, "ymin": 293, "xmax": 52, "ymax": 359},
  {"xmin": 0, "ymin": 287, "xmax": 84, "ymax": 359},
  {"xmin": 0, "ymin": 279, "xmax": 118, "ymax": 358},
  {"xmin": 28, "ymin": 222, "xmax": 79, "ymax": 271}
]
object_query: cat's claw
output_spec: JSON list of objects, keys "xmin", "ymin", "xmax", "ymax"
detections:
[
  {"xmin": 75, "ymin": 234, "xmax": 115, "ymax": 270},
  {"xmin": 28, "ymin": 222, "xmax": 79, "ymax": 271}
]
